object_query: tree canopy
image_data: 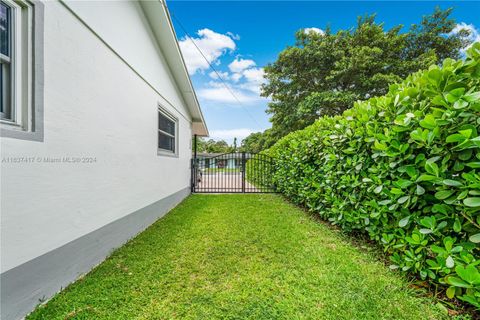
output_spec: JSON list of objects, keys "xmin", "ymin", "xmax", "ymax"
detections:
[
  {"xmin": 195, "ymin": 138, "xmax": 233, "ymax": 154},
  {"xmin": 239, "ymin": 130, "xmax": 275, "ymax": 153},
  {"xmin": 260, "ymin": 7, "xmax": 473, "ymax": 142}
]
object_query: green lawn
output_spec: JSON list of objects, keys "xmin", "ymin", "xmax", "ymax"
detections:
[{"xmin": 28, "ymin": 195, "xmax": 447, "ymax": 320}]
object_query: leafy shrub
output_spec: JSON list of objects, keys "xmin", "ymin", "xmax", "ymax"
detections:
[{"xmin": 264, "ymin": 43, "xmax": 480, "ymax": 308}]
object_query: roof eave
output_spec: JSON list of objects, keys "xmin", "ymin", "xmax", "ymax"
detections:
[{"xmin": 139, "ymin": 0, "xmax": 209, "ymax": 137}]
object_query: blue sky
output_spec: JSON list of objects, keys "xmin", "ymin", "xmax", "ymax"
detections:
[{"xmin": 168, "ymin": 1, "xmax": 480, "ymax": 143}]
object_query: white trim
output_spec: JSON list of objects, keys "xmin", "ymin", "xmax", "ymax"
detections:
[
  {"xmin": 0, "ymin": 53, "xmax": 10, "ymax": 62},
  {"xmin": 0, "ymin": 0, "xmax": 34, "ymax": 131},
  {"xmin": 1, "ymin": 0, "xmax": 15, "ymax": 122},
  {"xmin": 1, "ymin": 0, "xmax": 43, "ymax": 141},
  {"xmin": 132, "ymin": 0, "xmax": 208, "ymax": 136},
  {"xmin": 157, "ymin": 0, "xmax": 208, "ymax": 136}
]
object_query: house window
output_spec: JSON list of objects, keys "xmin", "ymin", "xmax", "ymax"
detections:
[
  {"xmin": 158, "ymin": 107, "xmax": 178, "ymax": 155},
  {"xmin": 0, "ymin": 0, "xmax": 43, "ymax": 141},
  {"xmin": 0, "ymin": 2, "xmax": 11, "ymax": 120}
]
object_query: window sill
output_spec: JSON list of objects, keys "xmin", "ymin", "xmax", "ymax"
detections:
[
  {"xmin": 157, "ymin": 149, "xmax": 179, "ymax": 158},
  {"xmin": 1, "ymin": 120, "xmax": 43, "ymax": 141},
  {"xmin": 1, "ymin": 118, "xmax": 22, "ymax": 128}
]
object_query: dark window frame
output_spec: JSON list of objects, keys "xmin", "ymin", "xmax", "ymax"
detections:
[{"xmin": 157, "ymin": 105, "xmax": 178, "ymax": 157}]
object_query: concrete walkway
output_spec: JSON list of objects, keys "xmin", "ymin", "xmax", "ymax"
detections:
[{"xmin": 196, "ymin": 172, "xmax": 258, "ymax": 192}]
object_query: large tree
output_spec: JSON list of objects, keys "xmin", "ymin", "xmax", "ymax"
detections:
[
  {"xmin": 261, "ymin": 7, "xmax": 473, "ymax": 141},
  {"xmin": 196, "ymin": 138, "xmax": 232, "ymax": 153},
  {"xmin": 239, "ymin": 130, "xmax": 275, "ymax": 153}
]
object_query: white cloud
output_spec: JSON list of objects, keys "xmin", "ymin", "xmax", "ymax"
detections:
[
  {"xmin": 208, "ymin": 71, "xmax": 230, "ymax": 80},
  {"xmin": 449, "ymin": 22, "xmax": 480, "ymax": 51},
  {"xmin": 197, "ymin": 86, "xmax": 261, "ymax": 104},
  {"xmin": 303, "ymin": 27, "xmax": 325, "ymax": 35},
  {"xmin": 210, "ymin": 128, "xmax": 258, "ymax": 141},
  {"xmin": 231, "ymin": 73, "xmax": 243, "ymax": 82},
  {"xmin": 239, "ymin": 68, "xmax": 266, "ymax": 94},
  {"xmin": 228, "ymin": 58, "xmax": 256, "ymax": 73},
  {"xmin": 198, "ymin": 65, "xmax": 267, "ymax": 104},
  {"xmin": 243, "ymin": 68, "xmax": 265, "ymax": 83},
  {"xmin": 178, "ymin": 28, "xmax": 267, "ymax": 106},
  {"xmin": 205, "ymin": 81, "xmax": 224, "ymax": 88},
  {"xmin": 178, "ymin": 29, "xmax": 236, "ymax": 75},
  {"xmin": 226, "ymin": 32, "xmax": 241, "ymax": 41}
]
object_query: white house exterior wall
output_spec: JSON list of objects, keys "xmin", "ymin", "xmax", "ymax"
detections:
[{"xmin": 0, "ymin": 1, "xmax": 196, "ymax": 319}]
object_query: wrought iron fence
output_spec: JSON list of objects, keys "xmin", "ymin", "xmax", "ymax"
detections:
[{"xmin": 191, "ymin": 152, "xmax": 277, "ymax": 193}]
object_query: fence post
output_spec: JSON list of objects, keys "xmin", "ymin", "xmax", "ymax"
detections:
[
  {"xmin": 241, "ymin": 152, "xmax": 246, "ymax": 193},
  {"xmin": 191, "ymin": 158, "xmax": 195, "ymax": 192}
]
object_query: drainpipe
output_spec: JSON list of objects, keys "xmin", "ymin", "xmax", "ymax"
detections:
[
  {"xmin": 191, "ymin": 134, "xmax": 198, "ymax": 193},
  {"xmin": 194, "ymin": 134, "xmax": 198, "ymax": 160}
]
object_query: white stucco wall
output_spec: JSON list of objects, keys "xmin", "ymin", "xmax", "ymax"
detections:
[{"xmin": 0, "ymin": 1, "xmax": 193, "ymax": 272}]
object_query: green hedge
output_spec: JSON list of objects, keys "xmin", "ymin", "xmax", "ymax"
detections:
[{"xmin": 265, "ymin": 43, "xmax": 480, "ymax": 308}]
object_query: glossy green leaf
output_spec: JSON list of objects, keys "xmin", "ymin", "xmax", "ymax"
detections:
[
  {"xmin": 374, "ymin": 185, "xmax": 383, "ymax": 194},
  {"xmin": 446, "ymin": 134, "xmax": 465, "ymax": 143},
  {"xmin": 446, "ymin": 286, "xmax": 456, "ymax": 299},
  {"xmin": 447, "ymin": 277, "xmax": 472, "ymax": 288},
  {"xmin": 446, "ymin": 256, "xmax": 455, "ymax": 268},
  {"xmin": 469, "ymin": 233, "xmax": 480, "ymax": 243},
  {"xmin": 399, "ymin": 216, "xmax": 410, "ymax": 227},
  {"xmin": 416, "ymin": 185, "xmax": 425, "ymax": 195},
  {"xmin": 435, "ymin": 190, "xmax": 455, "ymax": 200},
  {"xmin": 442, "ymin": 179, "xmax": 463, "ymax": 187},
  {"xmin": 464, "ymin": 198, "xmax": 480, "ymax": 207}
]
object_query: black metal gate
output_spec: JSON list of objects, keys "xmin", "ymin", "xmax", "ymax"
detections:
[{"xmin": 191, "ymin": 152, "xmax": 277, "ymax": 193}]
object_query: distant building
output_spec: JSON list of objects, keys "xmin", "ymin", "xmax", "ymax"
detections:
[{"xmin": 195, "ymin": 153, "xmax": 245, "ymax": 169}]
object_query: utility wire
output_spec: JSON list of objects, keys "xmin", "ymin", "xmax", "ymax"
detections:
[{"xmin": 165, "ymin": 3, "xmax": 264, "ymax": 129}]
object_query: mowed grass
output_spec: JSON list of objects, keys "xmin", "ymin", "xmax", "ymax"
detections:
[{"xmin": 28, "ymin": 194, "xmax": 446, "ymax": 320}]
